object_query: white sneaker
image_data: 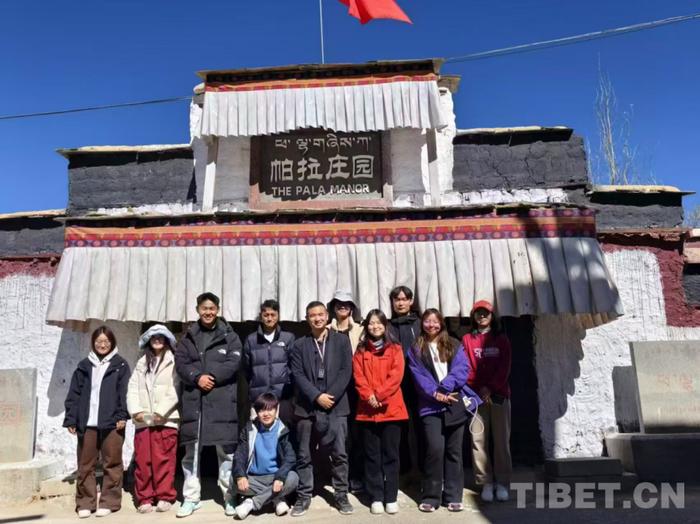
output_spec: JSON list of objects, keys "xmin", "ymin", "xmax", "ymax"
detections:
[
  {"xmin": 275, "ymin": 501, "xmax": 290, "ymax": 516},
  {"xmin": 385, "ymin": 502, "xmax": 399, "ymax": 514},
  {"xmin": 481, "ymin": 483, "xmax": 494, "ymax": 502},
  {"xmin": 156, "ymin": 501, "xmax": 172, "ymax": 512},
  {"xmin": 495, "ymin": 483, "xmax": 510, "ymax": 501},
  {"xmin": 95, "ymin": 509, "xmax": 111, "ymax": 518},
  {"xmin": 370, "ymin": 501, "xmax": 384, "ymax": 514},
  {"xmin": 235, "ymin": 499, "xmax": 255, "ymax": 520},
  {"xmin": 77, "ymin": 509, "xmax": 91, "ymax": 518},
  {"xmin": 137, "ymin": 504, "xmax": 153, "ymax": 514}
]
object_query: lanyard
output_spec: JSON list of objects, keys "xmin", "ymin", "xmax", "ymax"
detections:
[{"xmin": 314, "ymin": 337, "xmax": 326, "ymax": 363}]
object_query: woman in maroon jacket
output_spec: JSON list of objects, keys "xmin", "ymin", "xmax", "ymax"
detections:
[
  {"xmin": 462, "ymin": 300, "xmax": 512, "ymax": 503},
  {"xmin": 353, "ymin": 309, "xmax": 408, "ymax": 515}
]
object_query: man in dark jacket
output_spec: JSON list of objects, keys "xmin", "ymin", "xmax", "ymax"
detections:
[
  {"xmin": 290, "ymin": 301, "xmax": 354, "ymax": 517},
  {"xmin": 232, "ymin": 393, "xmax": 298, "ymax": 520},
  {"xmin": 388, "ymin": 285, "xmax": 422, "ymax": 477},
  {"xmin": 243, "ymin": 299, "xmax": 295, "ymax": 424},
  {"xmin": 174, "ymin": 292, "xmax": 243, "ymax": 518}
]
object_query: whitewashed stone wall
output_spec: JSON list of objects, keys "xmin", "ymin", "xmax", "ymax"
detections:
[
  {"xmin": 0, "ymin": 272, "xmax": 141, "ymax": 473},
  {"xmin": 534, "ymin": 249, "xmax": 700, "ymax": 458}
]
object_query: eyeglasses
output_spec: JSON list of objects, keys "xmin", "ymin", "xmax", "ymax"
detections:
[
  {"xmin": 95, "ymin": 341, "xmax": 112, "ymax": 347},
  {"xmin": 335, "ymin": 303, "xmax": 352, "ymax": 310}
]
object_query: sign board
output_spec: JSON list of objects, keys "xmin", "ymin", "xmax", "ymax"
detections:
[
  {"xmin": 251, "ymin": 130, "xmax": 387, "ymax": 209},
  {"xmin": 0, "ymin": 368, "xmax": 37, "ymax": 463},
  {"xmin": 630, "ymin": 340, "xmax": 700, "ymax": 433}
]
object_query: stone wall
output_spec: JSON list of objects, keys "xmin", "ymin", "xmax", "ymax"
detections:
[
  {"xmin": 67, "ymin": 148, "xmax": 195, "ymax": 215},
  {"xmin": 534, "ymin": 247, "xmax": 700, "ymax": 458},
  {"xmin": 452, "ymin": 131, "xmax": 589, "ymax": 192},
  {"xmin": 0, "ymin": 216, "xmax": 64, "ymax": 257}
]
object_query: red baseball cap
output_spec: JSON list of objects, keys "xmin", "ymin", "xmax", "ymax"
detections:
[{"xmin": 471, "ymin": 300, "xmax": 494, "ymax": 316}]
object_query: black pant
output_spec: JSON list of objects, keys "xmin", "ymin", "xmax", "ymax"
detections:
[
  {"xmin": 361, "ymin": 422, "xmax": 401, "ymax": 503},
  {"xmin": 421, "ymin": 414, "xmax": 465, "ymax": 507},
  {"xmin": 296, "ymin": 416, "xmax": 349, "ymax": 499}
]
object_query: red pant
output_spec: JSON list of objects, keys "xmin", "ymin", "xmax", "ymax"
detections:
[{"xmin": 133, "ymin": 427, "xmax": 178, "ymax": 505}]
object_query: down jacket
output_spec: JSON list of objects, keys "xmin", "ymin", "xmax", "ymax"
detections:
[
  {"xmin": 175, "ymin": 318, "xmax": 242, "ymax": 446},
  {"xmin": 127, "ymin": 349, "xmax": 180, "ymax": 429},
  {"xmin": 243, "ymin": 325, "xmax": 295, "ymax": 403},
  {"xmin": 353, "ymin": 341, "xmax": 409, "ymax": 422},
  {"xmin": 63, "ymin": 352, "xmax": 130, "ymax": 435}
]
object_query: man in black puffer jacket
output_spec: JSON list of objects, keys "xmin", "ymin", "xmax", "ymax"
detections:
[
  {"xmin": 175, "ymin": 292, "xmax": 242, "ymax": 518},
  {"xmin": 243, "ymin": 299, "xmax": 295, "ymax": 424}
]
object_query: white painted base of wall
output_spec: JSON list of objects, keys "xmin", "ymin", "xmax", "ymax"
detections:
[
  {"xmin": 0, "ymin": 273, "xmax": 141, "ymax": 473},
  {"xmin": 534, "ymin": 249, "xmax": 700, "ymax": 458}
]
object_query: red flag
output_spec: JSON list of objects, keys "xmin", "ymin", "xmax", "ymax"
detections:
[{"xmin": 338, "ymin": 0, "xmax": 412, "ymax": 24}]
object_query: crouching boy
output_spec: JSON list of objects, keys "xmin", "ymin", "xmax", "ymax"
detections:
[{"xmin": 232, "ymin": 393, "xmax": 299, "ymax": 519}]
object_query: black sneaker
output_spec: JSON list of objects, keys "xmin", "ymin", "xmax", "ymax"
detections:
[
  {"xmin": 334, "ymin": 494, "xmax": 354, "ymax": 515},
  {"xmin": 290, "ymin": 497, "xmax": 310, "ymax": 517}
]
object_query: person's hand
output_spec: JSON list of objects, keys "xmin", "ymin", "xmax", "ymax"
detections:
[
  {"xmin": 316, "ymin": 393, "xmax": 335, "ymax": 409},
  {"xmin": 116, "ymin": 420, "xmax": 127, "ymax": 431},
  {"xmin": 198, "ymin": 374, "xmax": 216, "ymax": 392},
  {"xmin": 479, "ymin": 387, "xmax": 491, "ymax": 403},
  {"xmin": 237, "ymin": 477, "xmax": 249, "ymax": 492},
  {"xmin": 153, "ymin": 414, "xmax": 166, "ymax": 425},
  {"xmin": 67, "ymin": 426, "xmax": 76, "ymax": 435},
  {"xmin": 368, "ymin": 394, "xmax": 381, "ymax": 409},
  {"xmin": 446, "ymin": 392, "xmax": 459, "ymax": 404},
  {"xmin": 433, "ymin": 392, "xmax": 452, "ymax": 404},
  {"xmin": 273, "ymin": 480, "xmax": 284, "ymax": 493},
  {"xmin": 133, "ymin": 412, "xmax": 145, "ymax": 423}
]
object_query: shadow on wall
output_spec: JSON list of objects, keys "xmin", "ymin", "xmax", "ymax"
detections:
[
  {"xmin": 612, "ymin": 366, "xmax": 640, "ymax": 433},
  {"xmin": 533, "ymin": 314, "xmax": 585, "ymax": 458},
  {"xmin": 46, "ymin": 329, "xmax": 86, "ymax": 417}
]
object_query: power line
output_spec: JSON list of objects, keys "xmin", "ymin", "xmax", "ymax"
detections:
[
  {"xmin": 1, "ymin": 12, "xmax": 699, "ymax": 122},
  {"xmin": 445, "ymin": 12, "xmax": 700, "ymax": 63},
  {"xmin": 0, "ymin": 96, "xmax": 191, "ymax": 121}
]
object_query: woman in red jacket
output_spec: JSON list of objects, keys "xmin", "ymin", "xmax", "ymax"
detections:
[
  {"xmin": 353, "ymin": 309, "xmax": 409, "ymax": 515},
  {"xmin": 462, "ymin": 300, "xmax": 512, "ymax": 503}
]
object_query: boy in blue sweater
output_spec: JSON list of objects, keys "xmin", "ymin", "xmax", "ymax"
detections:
[{"xmin": 232, "ymin": 393, "xmax": 299, "ymax": 519}]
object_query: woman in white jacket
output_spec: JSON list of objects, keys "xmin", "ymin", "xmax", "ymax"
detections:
[{"xmin": 127, "ymin": 325, "xmax": 180, "ymax": 513}]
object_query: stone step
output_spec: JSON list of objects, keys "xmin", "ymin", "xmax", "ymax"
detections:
[
  {"xmin": 40, "ymin": 473, "xmax": 76, "ymax": 498},
  {"xmin": 544, "ymin": 457, "xmax": 623, "ymax": 478},
  {"xmin": 0, "ymin": 458, "xmax": 63, "ymax": 503},
  {"xmin": 605, "ymin": 432, "xmax": 700, "ymax": 482}
]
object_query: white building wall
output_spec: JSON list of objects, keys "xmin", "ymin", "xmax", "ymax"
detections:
[
  {"xmin": 534, "ymin": 249, "xmax": 700, "ymax": 458},
  {"xmin": 0, "ymin": 272, "xmax": 141, "ymax": 473}
]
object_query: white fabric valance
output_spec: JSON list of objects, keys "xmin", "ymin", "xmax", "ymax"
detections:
[
  {"xmin": 47, "ymin": 237, "xmax": 623, "ymax": 329},
  {"xmin": 193, "ymin": 75, "xmax": 446, "ymax": 138}
]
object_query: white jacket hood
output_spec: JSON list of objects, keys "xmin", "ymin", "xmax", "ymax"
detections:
[{"xmin": 139, "ymin": 324, "xmax": 177, "ymax": 350}]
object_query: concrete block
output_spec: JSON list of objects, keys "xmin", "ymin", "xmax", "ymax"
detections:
[
  {"xmin": 0, "ymin": 458, "xmax": 63, "ymax": 503},
  {"xmin": 544, "ymin": 457, "xmax": 623, "ymax": 478},
  {"xmin": 630, "ymin": 340, "xmax": 700, "ymax": 433},
  {"xmin": 0, "ymin": 368, "xmax": 37, "ymax": 463},
  {"xmin": 605, "ymin": 432, "xmax": 700, "ymax": 482},
  {"xmin": 40, "ymin": 473, "xmax": 76, "ymax": 498}
]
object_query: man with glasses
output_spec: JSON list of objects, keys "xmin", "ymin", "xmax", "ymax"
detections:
[{"xmin": 290, "ymin": 301, "xmax": 354, "ymax": 517}]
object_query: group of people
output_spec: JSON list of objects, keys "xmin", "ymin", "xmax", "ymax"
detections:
[{"xmin": 63, "ymin": 286, "xmax": 512, "ymax": 519}]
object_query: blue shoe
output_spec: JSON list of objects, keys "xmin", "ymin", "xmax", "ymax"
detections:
[
  {"xmin": 224, "ymin": 499, "xmax": 237, "ymax": 517},
  {"xmin": 176, "ymin": 501, "xmax": 202, "ymax": 518}
]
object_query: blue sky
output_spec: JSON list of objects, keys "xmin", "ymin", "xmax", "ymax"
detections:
[{"xmin": 1, "ymin": 0, "xmax": 698, "ymax": 214}]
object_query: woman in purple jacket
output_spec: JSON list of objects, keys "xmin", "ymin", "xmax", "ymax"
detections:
[{"xmin": 407, "ymin": 309, "xmax": 481, "ymax": 513}]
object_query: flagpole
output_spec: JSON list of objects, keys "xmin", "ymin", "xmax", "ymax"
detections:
[{"xmin": 319, "ymin": 0, "xmax": 325, "ymax": 64}]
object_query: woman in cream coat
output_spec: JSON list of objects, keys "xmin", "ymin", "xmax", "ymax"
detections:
[{"xmin": 127, "ymin": 324, "xmax": 180, "ymax": 513}]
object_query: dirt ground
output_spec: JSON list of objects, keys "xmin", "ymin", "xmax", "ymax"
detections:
[{"xmin": 1, "ymin": 483, "xmax": 699, "ymax": 524}]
